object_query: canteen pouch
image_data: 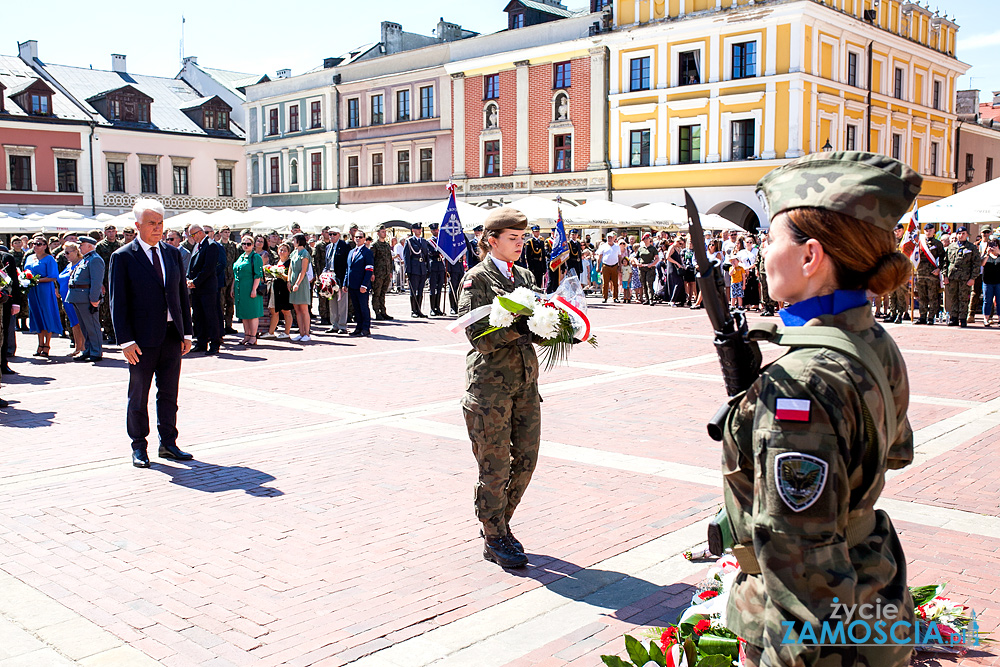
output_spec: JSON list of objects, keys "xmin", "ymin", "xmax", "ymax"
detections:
[{"xmin": 708, "ymin": 507, "xmax": 733, "ymax": 556}]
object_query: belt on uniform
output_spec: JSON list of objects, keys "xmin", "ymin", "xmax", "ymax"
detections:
[
  {"xmin": 70, "ymin": 284, "xmax": 90, "ymax": 288},
  {"xmin": 732, "ymin": 511, "xmax": 877, "ymax": 576}
]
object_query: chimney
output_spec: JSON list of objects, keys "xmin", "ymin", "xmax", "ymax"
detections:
[
  {"xmin": 381, "ymin": 21, "xmax": 403, "ymax": 55},
  {"xmin": 18, "ymin": 40, "xmax": 38, "ymax": 62},
  {"xmin": 993, "ymin": 91, "xmax": 1000, "ymax": 108},
  {"xmin": 436, "ymin": 18, "xmax": 464, "ymax": 42},
  {"xmin": 112, "ymin": 54, "xmax": 126, "ymax": 73},
  {"xmin": 182, "ymin": 56, "xmax": 198, "ymax": 67},
  {"xmin": 276, "ymin": 68, "xmax": 291, "ymax": 79}
]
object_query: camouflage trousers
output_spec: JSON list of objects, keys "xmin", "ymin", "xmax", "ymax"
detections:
[
  {"xmin": 945, "ymin": 279, "xmax": 973, "ymax": 323},
  {"xmin": 99, "ymin": 289, "xmax": 113, "ymax": 341},
  {"xmin": 887, "ymin": 284, "xmax": 908, "ymax": 320},
  {"xmin": 914, "ymin": 275, "xmax": 940, "ymax": 322},
  {"xmin": 223, "ymin": 279, "xmax": 235, "ymax": 327},
  {"xmin": 758, "ymin": 270, "xmax": 778, "ymax": 313},
  {"xmin": 371, "ymin": 271, "xmax": 390, "ymax": 317},
  {"xmin": 462, "ymin": 380, "xmax": 541, "ymax": 538}
]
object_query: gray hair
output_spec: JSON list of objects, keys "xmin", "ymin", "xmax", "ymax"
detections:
[{"xmin": 132, "ymin": 198, "xmax": 164, "ymax": 221}]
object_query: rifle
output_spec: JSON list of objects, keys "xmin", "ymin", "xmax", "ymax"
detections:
[
  {"xmin": 685, "ymin": 190, "xmax": 762, "ymax": 439},
  {"xmin": 686, "ymin": 191, "xmax": 762, "ymax": 556}
]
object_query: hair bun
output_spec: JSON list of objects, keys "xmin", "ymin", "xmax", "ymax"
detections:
[{"xmin": 866, "ymin": 251, "xmax": 912, "ymax": 295}]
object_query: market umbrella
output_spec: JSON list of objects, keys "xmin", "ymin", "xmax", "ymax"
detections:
[
  {"xmin": 210, "ymin": 208, "xmax": 251, "ymax": 230},
  {"xmin": 350, "ymin": 204, "xmax": 419, "ymax": 234},
  {"xmin": 564, "ymin": 200, "xmax": 645, "ymax": 227},
  {"xmin": 634, "ymin": 202, "xmax": 689, "ymax": 229},
  {"xmin": 301, "ymin": 208, "xmax": 356, "ymax": 235},
  {"xmin": 506, "ymin": 195, "xmax": 576, "ymax": 227},
  {"xmin": 412, "ymin": 200, "xmax": 489, "ymax": 231},
  {"xmin": 913, "ymin": 177, "xmax": 1000, "ymax": 224},
  {"xmin": 164, "ymin": 210, "xmax": 211, "ymax": 232}
]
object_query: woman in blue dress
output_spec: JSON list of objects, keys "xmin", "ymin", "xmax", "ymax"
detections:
[
  {"xmin": 24, "ymin": 236, "xmax": 62, "ymax": 357},
  {"xmin": 57, "ymin": 241, "xmax": 85, "ymax": 357}
]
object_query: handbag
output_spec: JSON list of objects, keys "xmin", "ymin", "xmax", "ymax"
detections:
[{"xmin": 254, "ymin": 255, "xmax": 267, "ymax": 297}]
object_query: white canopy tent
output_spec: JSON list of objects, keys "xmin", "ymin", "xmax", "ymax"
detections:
[
  {"xmin": 299, "ymin": 208, "xmax": 356, "ymax": 235},
  {"xmin": 914, "ymin": 177, "xmax": 1000, "ymax": 225},
  {"xmin": 247, "ymin": 207, "xmax": 296, "ymax": 233},
  {"xmin": 349, "ymin": 204, "xmax": 420, "ymax": 233},
  {"xmin": 505, "ymin": 195, "xmax": 577, "ymax": 227},
  {"xmin": 209, "ymin": 208, "xmax": 252, "ymax": 231},
  {"xmin": 164, "ymin": 210, "xmax": 211, "ymax": 232},
  {"xmin": 564, "ymin": 200, "xmax": 646, "ymax": 227},
  {"xmin": 412, "ymin": 200, "xmax": 490, "ymax": 231},
  {"xmin": 633, "ymin": 202, "xmax": 689, "ymax": 229}
]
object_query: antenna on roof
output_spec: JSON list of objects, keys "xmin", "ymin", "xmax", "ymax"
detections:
[{"xmin": 179, "ymin": 15, "xmax": 185, "ymax": 68}]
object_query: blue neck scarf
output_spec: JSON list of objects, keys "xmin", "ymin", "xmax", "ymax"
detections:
[{"xmin": 779, "ymin": 289, "xmax": 869, "ymax": 327}]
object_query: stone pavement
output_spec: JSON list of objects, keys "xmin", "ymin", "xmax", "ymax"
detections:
[{"xmin": 0, "ymin": 293, "xmax": 997, "ymax": 666}]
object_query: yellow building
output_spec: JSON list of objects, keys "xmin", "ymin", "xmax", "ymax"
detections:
[{"xmin": 606, "ymin": 0, "xmax": 969, "ymax": 227}]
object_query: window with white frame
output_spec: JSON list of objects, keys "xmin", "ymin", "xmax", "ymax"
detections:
[
  {"xmin": 630, "ymin": 129, "xmax": 650, "ymax": 167},
  {"xmin": 893, "ymin": 66, "xmax": 905, "ymax": 100},
  {"xmin": 930, "ymin": 141, "xmax": 939, "ymax": 176},
  {"xmin": 731, "ymin": 120, "xmax": 755, "ymax": 161},
  {"xmin": 891, "ymin": 133, "xmax": 902, "ymax": 160},
  {"xmin": 397, "ymin": 150, "xmax": 411, "ymax": 183},
  {"xmin": 679, "ymin": 124, "xmax": 701, "ymax": 163},
  {"xmin": 847, "ymin": 51, "xmax": 860, "ymax": 88},
  {"xmin": 679, "ymin": 50, "xmax": 701, "ymax": 86},
  {"xmin": 846, "ymin": 124, "xmax": 858, "ymax": 151},
  {"xmin": 419, "ymin": 148, "xmax": 433, "ymax": 182},
  {"xmin": 732, "ymin": 41, "xmax": 757, "ymax": 80}
]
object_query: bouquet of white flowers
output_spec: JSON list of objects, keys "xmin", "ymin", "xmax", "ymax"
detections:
[{"xmin": 452, "ymin": 273, "xmax": 597, "ymax": 371}]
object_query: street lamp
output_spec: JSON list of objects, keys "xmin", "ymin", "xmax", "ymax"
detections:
[
  {"xmin": 954, "ymin": 165, "xmax": 975, "ymax": 194},
  {"xmin": 822, "ymin": 139, "xmax": 833, "ymax": 152}
]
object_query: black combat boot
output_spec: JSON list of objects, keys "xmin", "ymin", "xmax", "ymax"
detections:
[
  {"xmin": 506, "ymin": 530, "xmax": 523, "ymax": 554},
  {"xmin": 483, "ymin": 535, "xmax": 528, "ymax": 568}
]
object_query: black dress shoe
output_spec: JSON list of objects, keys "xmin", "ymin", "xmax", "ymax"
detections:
[
  {"xmin": 191, "ymin": 344, "xmax": 207, "ymax": 353},
  {"xmin": 1, "ymin": 366, "xmax": 15, "ymax": 375},
  {"xmin": 0, "ymin": 397, "xmax": 8, "ymax": 408},
  {"xmin": 158, "ymin": 444, "xmax": 193, "ymax": 461},
  {"xmin": 411, "ymin": 312, "xmax": 421, "ymax": 318},
  {"xmin": 960, "ymin": 320, "xmax": 968, "ymax": 328},
  {"xmin": 483, "ymin": 536, "xmax": 527, "ymax": 569},
  {"xmin": 325, "ymin": 326, "xmax": 339, "ymax": 334},
  {"xmin": 74, "ymin": 355, "xmax": 93, "ymax": 362},
  {"xmin": 132, "ymin": 451, "xmax": 151, "ymax": 468},
  {"xmin": 382, "ymin": 314, "xmax": 394, "ymax": 320},
  {"xmin": 224, "ymin": 327, "xmax": 239, "ymax": 335},
  {"xmin": 349, "ymin": 330, "xmax": 371, "ymax": 337},
  {"xmin": 206, "ymin": 347, "xmax": 220, "ymax": 355},
  {"xmin": 418, "ymin": 313, "xmax": 429, "ymax": 318}
]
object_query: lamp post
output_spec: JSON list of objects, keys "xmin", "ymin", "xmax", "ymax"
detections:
[
  {"xmin": 953, "ymin": 165, "xmax": 975, "ymax": 194},
  {"xmin": 822, "ymin": 139, "xmax": 833, "ymax": 152}
]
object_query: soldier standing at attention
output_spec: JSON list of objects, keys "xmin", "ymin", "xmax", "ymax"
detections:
[
  {"xmin": 403, "ymin": 223, "xmax": 429, "ymax": 318},
  {"xmin": 884, "ymin": 223, "xmax": 910, "ymax": 324},
  {"xmin": 723, "ymin": 152, "xmax": 920, "ymax": 666},
  {"xmin": 944, "ymin": 226, "xmax": 980, "ymax": 327},
  {"xmin": 522, "ymin": 225, "xmax": 547, "ymax": 288},
  {"xmin": 371, "ymin": 225, "xmax": 394, "ymax": 320},
  {"xmin": 313, "ymin": 227, "xmax": 332, "ymax": 326},
  {"xmin": 914, "ymin": 222, "xmax": 947, "ymax": 324},
  {"xmin": 566, "ymin": 229, "xmax": 584, "ymax": 278},
  {"xmin": 219, "ymin": 226, "xmax": 240, "ymax": 335},
  {"xmin": 459, "ymin": 207, "xmax": 541, "ymax": 570},
  {"xmin": 95, "ymin": 225, "xmax": 121, "ymax": 341},
  {"xmin": 427, "ymin": 223, "xmax": 447, "ymax": 316}
]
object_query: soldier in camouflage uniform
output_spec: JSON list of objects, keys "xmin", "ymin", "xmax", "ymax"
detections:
[
  {"xmin": 458, "ymin": 207, "xmax": 541, "ymax": 570},
  {"xmin": 722, "ymin": 152, "xmax": 920, "ymax": 666},
  {"xmin": 371, "ymin": 225, "xmax": 393, "ymax": 320},
  {"xmin": 313, "ymin": 227, "xmax": 332, "ymax": 325},
  {"xmin": 944, "ymin": 226, "xmax": 980, "ymax": 327},
  {"xmin": 884, "ymin": 223, "xmax": 910, "ymax": 324},
  {"xmin": 94, "ymin": 225, "xmax": 121, "ymax": 341},
  {"xmin": 914, "ymin": 223, "xmax": 947, "ymax": 324},
  {"xmin": 219, "ymin": 227, "xmax": 239, "ymax": 334},
  {"xmin": 756, "ymin": 231, "xmax": 777, "ymax": 316}
]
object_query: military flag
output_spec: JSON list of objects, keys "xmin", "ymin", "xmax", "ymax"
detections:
[
  {"xmin": 438, "ymin": 183, "xmax": 467, "ymax": 265},
  {"xmin": 548, "ymin": 200, "xmax": 569, "ymax": 271}
]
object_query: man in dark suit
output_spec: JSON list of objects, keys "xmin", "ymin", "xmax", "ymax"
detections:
[
  {"xmin": 185, "ymin": 224, "xmax": 224, "ymax": 355},
  {"xmin": 345, "ymin": 229, "xmax": 374, "ymax": 337},
  {"xmin": 324, "ymin": 230, "xmax": 350, "ymax": 334},
  {"xmin": 0, "ymin": 244, "xmax": 23, "ymax": 376},
  {"xmin": 109, "ymin": 199, "xmax": 194, "ymax": 468},
  {"xmin": 403, "ymin": 223, "xmax": 429, "ymax": 318}
]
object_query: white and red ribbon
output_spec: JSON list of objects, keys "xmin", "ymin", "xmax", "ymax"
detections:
[
  {"xmin": 554, "ymin": 295, "xmax": 591, "ymax": 342},
  {"xmin": 446, "ymin": 305, "xmax": 492, "ymax": 334}
]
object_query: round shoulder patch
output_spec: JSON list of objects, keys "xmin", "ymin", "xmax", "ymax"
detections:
[{"xmin": 774, "ymin": 452, "xmax": 828, "ymax": 512}]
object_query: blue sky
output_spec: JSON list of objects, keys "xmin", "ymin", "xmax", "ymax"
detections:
[{"xmin": 3, "ymin": 0, "xmax": 998, "ymax": 104}]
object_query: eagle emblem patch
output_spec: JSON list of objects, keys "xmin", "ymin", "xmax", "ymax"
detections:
[{"xmin": 775, "ymin": 452, "xmax": 828, "ymax": 512}]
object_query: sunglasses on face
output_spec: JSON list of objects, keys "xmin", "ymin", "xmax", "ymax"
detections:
[
  {"xmin": 242, "ymin": 242, "xmax": 253, "ymax": 246},
  {"xmin": 33, "ymin": 242, "xmax": 46, "ymax": 246}
]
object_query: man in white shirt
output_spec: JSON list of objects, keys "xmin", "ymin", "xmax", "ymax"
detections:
[{"xmin": 596, "ymin": 232, "xmax": 622, "ymax": 303}]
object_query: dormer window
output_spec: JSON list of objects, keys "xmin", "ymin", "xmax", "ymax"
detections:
[
  {"xmin": 30, "ymin": 93, "xmax": 50, "ymax": 115},
  {"xmin": 91, "ymin": 86, "xmax": 152, "ymax": 124},
  {"xmin": 181, "ymin": 95, "xmax": 232, "ymax": 133},
  {"xmin": 0, "ymin": 83, "xmax": 6, "ymax": 113}
]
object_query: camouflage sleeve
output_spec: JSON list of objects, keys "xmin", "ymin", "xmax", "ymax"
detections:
[
  {"xmin": 938, "ymin": 242, "xmax": 948, "ymax": 275},
  {"xmin": 458, "ymin": 270, "xmax": 526, "ymax": 354},
  {"xmin": 752, "ymin": 362, "xmax": 858, "ymax": 667}
]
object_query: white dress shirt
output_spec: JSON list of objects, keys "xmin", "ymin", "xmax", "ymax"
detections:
[
  {"xmin": 490, "ymin": 254, "xmax": 515, "ymax": 280},
  {"xmin": 597, "ymin": 241, "xmax": 621, "ymax": 266}
]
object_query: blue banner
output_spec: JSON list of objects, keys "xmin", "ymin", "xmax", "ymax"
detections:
[
  {"xmin": 549, "ymin": 210, "xmax": 569, "ymax": 270},
  {"xmin": 438, "ymin": 191, "xmax": 467, "ymax": 265}
]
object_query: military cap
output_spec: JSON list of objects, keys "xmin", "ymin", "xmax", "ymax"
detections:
[
  {"xmin": 956, "ymin": 225, "xmax": 968, "ymax": 233},
  {"xmin": 78, "ymin": 236, "xmax": 98, "ymax": 245},
  {"xmin": 472, "ymin": 225, "xmax": 484, "ymax": 232},
  {"xmin": 756, "ymin": 151, "xmax": 922, "ymax": 232},
  {"xmin": 983, "ymin": 226, "xmax": 993, "ymax": 234},
  {"xmin": 642, "ymin": 232, "xmax": 652, "ymax": 240},
  {"xmin": 530, "ymin": 225, "xmax": 540, "ymax": 231},
  {"xmin": 221, "ymin": 225, "xmax": 231, "ymax": 232},
  {"xmin": 570, "ymin": 228, "xmax": 580, "ymax": 234},
  {"xmin": 89, "ymin": 229, "xmax": 102, "ymax": 239},
  {"xmin": 428, "ymin": 222, "xmax": 439, "ymax": 230},
  {"xmin": 484, "ymin": 207, "xmax": 528, "ymax": 232},
  {"xmin": 894, "ymin": 223, "xmax": 904, "ymax": 230},
  {"xmin": 923, "ymin": 222, "xmax": 936, "ymax": 230},
  {"xmin": 410, "ymin": 222, "xmax": 422, "ymax": 230}
]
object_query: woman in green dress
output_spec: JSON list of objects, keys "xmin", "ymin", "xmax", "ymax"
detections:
[
  {"xmin": 287, "ymin": 233, "xmax": 312, "ymax": 342},
  {"xmin": 234, "ymin": 233, "xmax": 264, "ymax": 345}
]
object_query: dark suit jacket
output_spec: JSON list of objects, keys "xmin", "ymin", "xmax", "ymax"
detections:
[
  {"xmin": 465, "ymin": 235, "xmax": 481, "ymax": 269},
  {"xmin": 345, "ymin": 245, "xmax": 374, "ymax": 290},
  {"xmin": 110, "ymin": 240, "xmax": 193, "ymax": 348},
  {"xmin": 187, "ymin": 238, "xmax": 224, "ymax": 293},
  {"xmin": 402, "ymin": 236, "xmax": 429, "ymax": 276},
  {"xmin": 0, "ymin": 249, "xmax": 24, "ymax": 304},
  {"xmin": 325, "ymin": 239, "xmax": 349, "ymax": 283}
]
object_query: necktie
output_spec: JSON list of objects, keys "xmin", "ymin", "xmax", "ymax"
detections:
[
  {"xmin": 150, "ymin": 246, "xmax": 164, "ymax": 285},
  {"xmin": 506, "ymin": 262, "xmax": 514, "ymax": 280}
]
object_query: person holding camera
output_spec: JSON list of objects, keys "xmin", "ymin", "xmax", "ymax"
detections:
[{"xmin": 982, "ymin": 238, "xmax": 1000, "ymax": 327}]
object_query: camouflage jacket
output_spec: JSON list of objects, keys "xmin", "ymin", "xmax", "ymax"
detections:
[
  {"xmin": 372, "ymin": 240, "xmax": 393, "ymax": 276},
  {"xmin": 458, "ymin": 256, "xmax": 539, "ymax": 390},
  {"xmin": 221, "ymin": 241, "xmax": 239, "ymax": 281},
  {"xmin": 722, "ymin": 304, "xmax": 914, "ymax": 664},
  {"xmin": 915, "ymin": 236, "xmax": 946, "ymax": 277},
  {"xmin": 313, "ymin": 241, "xmax": 329, "ymax": 274},
  {"xmin": 946, "ymin": 239, "xmax": 981, "ymax": 282}
]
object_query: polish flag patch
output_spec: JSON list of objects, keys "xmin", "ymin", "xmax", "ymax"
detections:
[
  {"xmin": 775, "ymin": 398, "xmax": 811, "ymax": 422},
  {"xmin": 463, "ymin": 279, "xmax": 473, "ymax": 289}
]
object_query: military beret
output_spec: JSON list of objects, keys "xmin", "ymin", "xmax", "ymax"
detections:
[
  {"xmin": 89, "ymin": 229, "xmax": 102, "ymax": 239},
  {"xmin": 78, "ymin": 236, "xmax": 97, "ymax": 245},
  {"xmin": 923, "ymin": 222, "xmax": 936, "ymax": 230},
  {"xmin": 472, "ymin": 225, "xmax": 484, "ymax": 232},
  {"xmin": 410, "ymin": 222, "xmax": 422, "ymax": 230},
  {"xmin": 530, "ymin": 225, "xmax": 540, "ymax": 231},
  {"xmin": 757, "ymin": 151, "xmax": 922, "ymax": 232},
  {"xmin": 428, "ymin": 222, "xmax": 439, "ymax": 230},
  {"xmin": 956, "ymin": 226, "xmax": 968, "ymax": 233},
  {"xmin": 484, "ymin": 207, "xmax": 528, "ymax": 232}
]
